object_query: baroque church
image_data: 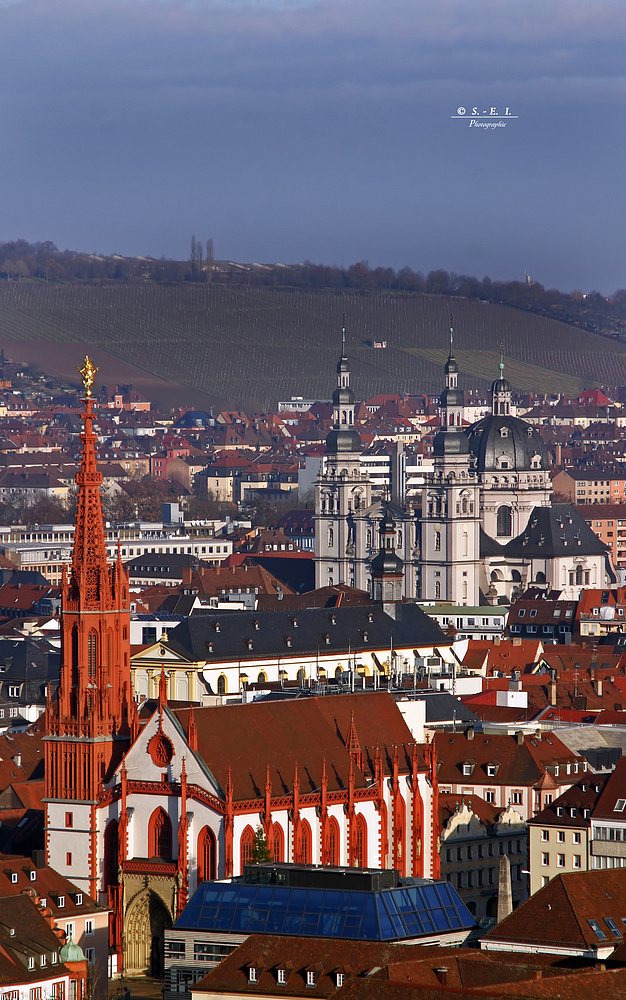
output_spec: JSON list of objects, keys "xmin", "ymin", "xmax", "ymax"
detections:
[
  {"xmin": 45, "ymin": 359, "xmax": 444, "ymax": 978},
  {"xmin": 314, "ymin": 336, "xmax": 613, "ymax": 604}
]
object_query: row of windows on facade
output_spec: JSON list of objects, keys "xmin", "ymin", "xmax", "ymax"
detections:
[
  {"xmin": 101, "ymin": 811, "xmax": 369, "ymax": 882},
  {"xmin": 326, "ymin": 526, "xmax": 400, "ymax": 548},
  {"xmin": 541, "ymin": 853, "xmax": 583, "ymax": 868},
  {"xmin": 447, "ymin": 865, "xmax": 524, "ymax": 890},
  {"xmin": 541, "ymin": 830, "xmax": 583, "ymax": 844},
  {"xmin": 2, "ymin": 986, "xmax": 81, "ymax": 1000},
  {"xmin": 445, "ymin": 838, "xmax": 525, "ymax": 863}
]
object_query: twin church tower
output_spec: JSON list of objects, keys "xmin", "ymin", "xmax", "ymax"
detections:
[{"xmin": 314, "ymin": 325, "xmax": 553, "ymax": 606}]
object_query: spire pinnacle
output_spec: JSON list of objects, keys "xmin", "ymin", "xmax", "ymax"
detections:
[
  {"xmin": 449, "ymin": 313, "xmax": 454, "ymax": 356},
  {"xmin": 499, "ymin": 341, "xmax": 505, "ymax": 379},
  {"xmin": 341, "ymin": 314, "xmax": 346, "ymax": 357}
]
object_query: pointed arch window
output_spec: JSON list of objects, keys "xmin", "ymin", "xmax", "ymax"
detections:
[
  {"xmin": 87, "ymin": 630, "xmax": 97, "ymax": 679},
  {"xmin": 301, "ymin": 820, "xmax": 312, "ymax": 865},
  {"xmin": 104, "ymin": 820, "xmax": 118, "ymax": 888},
  {"xmin": 197, "ymin": 827, "xmax": 216, "ymax": 883},
  {"xmin": 273, "ymin": 825, "xmax": 284, "ymax": 863},
  {"xmin": 149, "ymin": 808, "xmax": 172, "ymax": 860},
  {"xmin": 329, "ymin": 816, "xmax": 340, "ymax": 866},
  {"xmin": 240, "ymin": 825, "xmax": 255, "ymax": 870},
  {"xmin": 354, "ymin": 814, "xmax": 368, "ymax": 868}
]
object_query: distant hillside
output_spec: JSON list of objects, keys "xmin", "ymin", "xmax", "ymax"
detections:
[{"xmin": 0, "ymin": 283, "xmax": 625, "ymax": 410}]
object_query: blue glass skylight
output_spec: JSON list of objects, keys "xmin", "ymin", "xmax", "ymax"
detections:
[{"xmin": 176, "ymin": 878, "xmax": 475, "ymax": 941}]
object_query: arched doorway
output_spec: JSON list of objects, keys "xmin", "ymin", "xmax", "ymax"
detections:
[{"xmin": 124, "ymin": 890, "xmax": 172, "ymax": 976}]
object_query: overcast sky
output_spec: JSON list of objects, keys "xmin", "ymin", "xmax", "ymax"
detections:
[{"xmin": 1, "ymin": 0, "xmax": 624, "ymax": 292}]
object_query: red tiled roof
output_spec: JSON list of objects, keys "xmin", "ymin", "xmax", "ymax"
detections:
[
  {"xmin": 485, "ymin": 868, "xmax": 626, "ymax": 953},
  {"xmin": 174, "ymin": 692, "xmax": 420, "ymax": 801}
]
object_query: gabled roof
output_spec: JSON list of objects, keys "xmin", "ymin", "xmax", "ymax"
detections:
[
  {"xmin": 502, "ymin": 504, "xmax": 608, "ymax": 558},
  {"xmin": 484, "ymin": 868, "xmax": 626, "ymax": 953},
  {"xmin": 528, "ymin": 777, "xmax": 606, "ymax": 828},
  {"xmin": 592, "ymin": 757, "xmax": 626, "ymax": 820},
  {"xmin": 165, "ymin": 604, "xmax": 446, "ymax": 664},
  {"xmin": 434, "ymin": 731, "xmax": 575, "ymax": 790},
  {"xmin": 174, "ymin": 691, "xmax": 422, "ymax": 801}
]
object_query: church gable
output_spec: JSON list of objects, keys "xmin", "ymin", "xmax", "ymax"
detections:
[
  {"xmin": 118, "ymin": 705, "xmax": 223, "ymax": 799},
  {"xmin": 131, "ymin": 639, "xmax": 193, "ymax": 665}
]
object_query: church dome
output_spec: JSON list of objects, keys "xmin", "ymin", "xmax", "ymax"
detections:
[
  {"xmin": 445, "ymin": 353, "xmax": 458, "ymax": 375},
  {"xmin": 326, "ymin": 428, "xmax": 362, "ymax": 454},
  {"xmin": 433, "ymin": 430, "xmax": 470, "ymax": 457},
  {"xmin": 370, "ymin": 547, "xmax": 404, "ymax": 575},
  {"xmin": 492, "ymin": 376, "xmax": 512, "ymax": 394},
  {"xmin": 465, "ymin": 413, "xmax": 548, "ymax": 473},
  {"xmin": 440, "ymin": 386, "xmax": 464, "ymax": 408},
  {"xmin": 332, "ymin": 384, "xmax": 355, "ymax": 407},
  {"xmin": 337, "ymin": 356, "xmax": 350, "ymax": 375}
]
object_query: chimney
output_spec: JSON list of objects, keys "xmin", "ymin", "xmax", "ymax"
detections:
[
  {"xmin": 466, "ymin": 727, "xmax": 475, "ymax": 741},
  {"xmin": 596, "ymin": 678, "xmax": 603, "ymax": 697},
  {"xmin": 549, "ymin": 679, "xmax": 557, "ymax": 706},
  {"xmin": 497, "ymin": 855, "xmax": 513, "ymax": 923},
  {"xmin": 516, "ymin": 731, "xmax": 524, "ymax": 746},
  {"xmin": 434, "ymin": 969, "xmax": 448, "ymax": 986},
  {"xmin": 494, "ymin": 635, "xmax": 501, "ymax": 646},
  {"xmin": 182, "ymin": 565, "xmax": 192, "ymax": 586}
]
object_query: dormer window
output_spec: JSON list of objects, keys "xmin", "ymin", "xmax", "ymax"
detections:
[
  {"xmin": 330, "ymin": 615, "xmax": 337, "ymax": 626},
  {"xmin": 499, "ymin": 427, "xmax": 509, "ymax": 438},
  {"xmin": 362, "ymin": 632, "xmax": 368, "ymax": 642},
  {"xmin": 29, "ymin": 870, "xmax": 36, "ymax": 882},
  {"xmin": 286, "ymin": 637, "xmax": 292, "ymax": 648},
  {"xmin": 556, "ymin": 807, "xmax": 564, "ymax": 817},
  {"xmin": 615, "ymin": 799, "xmax": 626, "ymax": 812},
  {"xmin": 10, "ymin": 872, "xmax": 17, "ymax": 884},
  {"xmin": 254, "ymin": 620, "xmax": 260, "ymax": 630},
  {"xmin": 277, "ymin": 969, "xmax": 287, "ymax": 985},
  {"xmin": 306, "ymin": 971, "xmax": 316, "ymax": 988},
  {"xmin": 463, "ymin": 763, "xmax": 474, "ymax": 776},
  {"xmin": 486, "ymin": 763, "xmax": 497, "ymax": 777},
  {"xmin": 324, "ymin": 634, "xmax": 330, "ymax": 645},
  {"xmin": 58, "ymin": 895, "xmax": 65, "ymax": 908},
  {"xmin": 248, "ymin": 966, "xmax": 258, "ymax": 983},
  {"xmin": 208, "ymin": 642, "xmax": 214, "ymax": 653},
  {"xmin": 292, "ymin": 619, "xmax": 298, "ymax": 628},
  {"xmin": 76, "ymin": 893, "xmax": 83, "ymax": 906},
  {"xmin": 367, "ymin": 612, "xmax": 373, "ymax": 622},
  {"xmin": 247, "ymin": 639, "xmax": 253, "ymax": 650},
  {"xmin": 215, "ymin": 622, "xmax": 220, "ymax": 632},
  {"xmin": 336, "ymin": 973, "xmax": 345, "ymax": 987}
]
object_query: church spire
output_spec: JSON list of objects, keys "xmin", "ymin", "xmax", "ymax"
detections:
[
  {"xmin": 67, "ymin": 358, "xmax": 112, "ymax": 609},
  {"xmin": 46, "ymin": 357, "xmax": 133, "ymax": 897},
  {"xmin": 492, "ymin": 342, "xmax": 512, "ymax": 416},
  {"xmin": 325, "ymin": 317, "xmax": 361, "ymax": 459}
]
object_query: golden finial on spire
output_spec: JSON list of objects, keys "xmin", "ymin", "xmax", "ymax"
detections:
[{"xmin": 77, "ymin": 356, "xmax": 98, "ymax": 397}]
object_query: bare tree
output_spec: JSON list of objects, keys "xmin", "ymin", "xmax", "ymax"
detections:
[{"xmin": 206, "ymin": 238, "xmax": 215, "ymax": 283}]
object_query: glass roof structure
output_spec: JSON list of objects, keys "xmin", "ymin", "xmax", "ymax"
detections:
[{"xmin": 176, "ymin": 877, "xmax": 475, "ymax": 942}]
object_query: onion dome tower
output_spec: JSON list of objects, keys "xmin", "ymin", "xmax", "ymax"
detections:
[
  {"xmin": 371, "ymin": 505, "xmax": 404, "ymax": 615},
  {"xmin": 421, "ymin": 320, "xmax": 481, "ymax": 605},
  {"xmin": 315, "ymin": 320, "xmax": 370, "ymax": 590},
  {"xmin": 325, "ymin": 321, "xmax": 362, "ymax": 458}
]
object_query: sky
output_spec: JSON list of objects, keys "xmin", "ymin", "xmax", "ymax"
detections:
[{"xmin": 0, "ymin": 0, "xmax": 625, "ymax": 293}]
